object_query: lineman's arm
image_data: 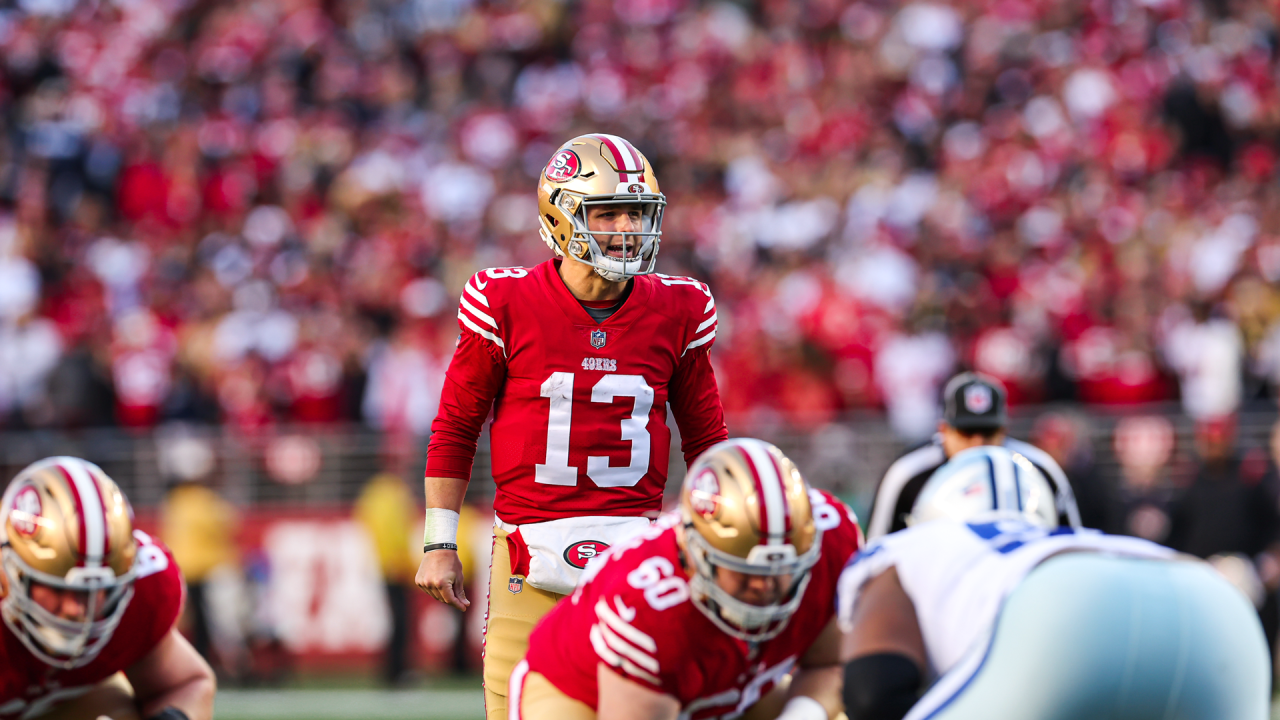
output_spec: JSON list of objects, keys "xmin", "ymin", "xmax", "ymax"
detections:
[
  {"xmin": 783, "ymin": 616, "xmax": 843, "ymax": 719},
  {"xmin": 125, "ymin": 628, "xmax": 216, "ymax": 720},
  {"xmin": 839, "ymin": 567, "xmax": 926, "ymax": 720},
  {"xmin": 598, "ymin": 665, "xmax": 681, "ymax": 720},
  {"xmin": 416, "ymin": 476, "xmax": 471, "ymax": 610}
]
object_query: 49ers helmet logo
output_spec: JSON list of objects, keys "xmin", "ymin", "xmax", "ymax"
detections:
[
  {"xmin": 564, "ymin": 540, "xmax": 609, "ymax": 569},
  {"xmin": 10, "ymin": 485, "xmax": 42, "ymax": 536},
  {"xmin": 689, "ymin": 468, "xmax": 720, "ymax": 518},
  {"xmin": 545, "ymin": 150, "xmax": 581, "ymax": 182}
]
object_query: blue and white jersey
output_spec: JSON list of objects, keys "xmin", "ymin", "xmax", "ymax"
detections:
[{"xmin": 836, "ymin": 519, "xmax": 1173, "ymax": 677}]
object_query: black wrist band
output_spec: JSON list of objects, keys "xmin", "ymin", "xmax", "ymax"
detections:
[
  {"xmin": 425, "ymin": 542, "xmax": 459, "ymax": 552},
  {"xmin": 147, "ymin": 708, "xmax": 190, "ymax": 720}
]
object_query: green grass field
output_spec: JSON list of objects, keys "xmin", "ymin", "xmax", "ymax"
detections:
[
  {"xmin": 213, "ymin": 687, "xmax": 1280, "ymax": 720},
  {"xmin": 213, "ymin": 675, "xmax": 486, "ymax": 720},
  {"xmin": 214, "ymin": 689, "xmax": 485, "ymax": 720}
]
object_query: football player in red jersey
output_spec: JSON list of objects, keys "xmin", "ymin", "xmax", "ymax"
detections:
[
  {"xmin": 414, "ymin": 133, "xmax": 728, "ymax": 720},
  {"xmin": 513, "ymin": 438, "xmax": 864, "ymax": 720},
  {"xmin": 0, "ymin": 457, "xmax": 214, "ymax": 720}
]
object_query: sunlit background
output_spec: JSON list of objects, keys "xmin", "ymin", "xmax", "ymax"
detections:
[{"xmin": 2, "ymin": 0, "xmax": 1280, "ymax": 714}]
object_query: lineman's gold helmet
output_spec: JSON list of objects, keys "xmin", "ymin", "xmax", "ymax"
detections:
[
  {"xmin": 537, "ymin": 134, "xmax": 666, "ymax": 282},
  {"xmin": 0, "ymin": 457, "xmax": 138, "ymax": 668},
  {"xmin": 678, "ymin": 438, "xmax": 820, "ymax": 642}
]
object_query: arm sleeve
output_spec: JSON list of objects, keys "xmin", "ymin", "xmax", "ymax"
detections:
[
  {"xmin": 424, "ymin": 331, "xmax": 506, "ymax": 480},
  {"xmin": 669, "ymin": 347, "xmax": 728, "ymax": 467}
]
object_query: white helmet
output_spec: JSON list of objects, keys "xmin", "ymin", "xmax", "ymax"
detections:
[{"xmin": 908, "ymin": 446, "xmax": 1058, "ymax": 528}]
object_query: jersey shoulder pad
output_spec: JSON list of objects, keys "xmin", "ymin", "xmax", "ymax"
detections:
[
  {"xmin": 456, "ymin": 267, "xmax": 535, "ymax": 354},
  {"xmin": 128, "ymin": 530, "xmax": 184, "ymax": 631},
  {"xmin": 810, "ymin": 490, "xmax": 864, "ymax": 556},
  {"xmin": 652, "ymin": 274, "xmax": 716, "ymax": 356},
  {"xmin": 587, "ymin": 541, "xmax": 693, "ymax": 690},
  {"xmin": 94, "ymin": 530, "xmax": 184, "ymax": 671}
]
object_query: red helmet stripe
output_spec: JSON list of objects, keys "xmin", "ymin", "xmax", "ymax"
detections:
[
  {"xmin": 766, "ymin": 451, "xmax": 792, "ymax": 534},
  {"xmin": 57, "ymin": 460, "xmax": 107, "ymax": 568},
  {"xmin": 618, "ymin": 138, "xmax": 645, "ymax": 182},
  {"xmin": 593, "ymin": 134, "xmax": 641, "ymax": 183},
  {"xmin": 739, "ymin": 441, "xmax": 789, "ymax": 546},
  {"xmin": 736, "ymin": 445, "xmax": 770, "ymax": 544},
  {"xmin": 87, "ymin": 469, "xmax": 111, "ymax": 558},
  {"xmin": 55, "ymin": 464, "xmax": 89, "ymax": 567}
]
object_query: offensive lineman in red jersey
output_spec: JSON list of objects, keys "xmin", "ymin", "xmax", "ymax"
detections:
[
  {"xmin": 0, "ymin": 457, "xmax": 214, "ymax": 720},
  {"xmin": 414, "ymin": 133, "xmax": 728, "ymax": 719},
  {"xmin": 514, "ymin": 438, "xmax": 863, "ymax": 720}
]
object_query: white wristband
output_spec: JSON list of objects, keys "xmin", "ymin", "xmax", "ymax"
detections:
[
  {"xmin": 424, "ymin": 509, "xmax": 460, "ymax": 547},
  {"xmin": 776, "ymin": 696, "xmax": 826, "ymax": 720}
]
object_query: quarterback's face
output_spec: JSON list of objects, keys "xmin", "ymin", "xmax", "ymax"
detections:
[
  {"xmin": 29, "ymin": 582, "xmax": 108, "ymax": 621},
  {"xmin": 585, "ymin": 203, "xmax": 643, "ymax": 259},
  {"xmin": 713, "ymin": 567, "xmax": 793, "ymax": 607}
]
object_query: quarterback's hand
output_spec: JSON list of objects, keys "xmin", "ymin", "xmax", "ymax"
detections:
[{"xmin": 417, "ymin": 549, "xmax": 470, "ymax": 611}]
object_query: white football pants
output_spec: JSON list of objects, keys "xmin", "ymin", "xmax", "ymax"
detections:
[{"xmin": 907, "ymin": 552, "xmax": 1270, "ymax": 720}]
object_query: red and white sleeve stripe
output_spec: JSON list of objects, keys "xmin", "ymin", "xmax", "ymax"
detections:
[
  {"xmin": 591, "ymin": 597, "xmax": 661, "ymax": 686},
  {"xmin": 457, "ymin": 274, "xmax": 505, "ymax": 356},
  {"xmin": 684, "ymin": 291, "xmax": 716, "ymax": 356}
]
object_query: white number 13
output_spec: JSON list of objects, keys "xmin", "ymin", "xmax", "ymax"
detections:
[{"xmin": 535, "ymin": 372, "xmax": 654, "ymax": 488}]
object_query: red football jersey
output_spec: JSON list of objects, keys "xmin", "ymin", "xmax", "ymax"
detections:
[
  {"xmin": 0, "ymin": 530, "xmax": 184, "ymax": 719},
  {"xmin": 524, "ymin": 491, "xmax": 863, "ymax": 718},
  {"xmin": 426, "ymin": 259, "xmax": 728, "ymax": 525}
]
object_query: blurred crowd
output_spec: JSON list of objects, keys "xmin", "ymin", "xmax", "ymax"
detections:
[{"xmin": 3, "ymin": 0, "xmax": 1280, "ymax": 438}]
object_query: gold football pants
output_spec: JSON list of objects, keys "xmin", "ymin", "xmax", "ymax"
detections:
[
  {"xmin": 511, "ymin": 665, "xmax": 597, "ymax": 720},
  {"xmin": 484, "ymin": 526, "xmax": 566, "ymax": 720}
]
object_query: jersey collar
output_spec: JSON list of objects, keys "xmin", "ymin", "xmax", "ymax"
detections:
[{"xmin": 541, "ymin": 258, "xmax": 650, "ymax": 329}]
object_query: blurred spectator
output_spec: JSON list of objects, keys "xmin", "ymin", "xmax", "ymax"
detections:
[
  {"xmin": 1162, "ymin": 303, "xmax": 1245, "ymax": 420},
  {"xmin": 1032, "ymin": 410, "xmax": 1111, "ymax": 531},
  {"xmin": 1112, "ymin": 415, "xmax": 1178, "ymax": 544},
  {"xmin": 1257, "ymin": 419, "xmax": 1280, "ymax": 653},
  {"xmin": 1167, "ymin": 416, "xmax": 1280, "ymax": 653},
  {"xmin": 353, "ymin": 444, "xmax": 420, "ymax": 686},
  {"xmin": 874, "ymin": 311, "xmax": 954, "ymax": 440},
  {"xmin": 161, "ymin": 473, "xmax": 241, "ymax": 676}
]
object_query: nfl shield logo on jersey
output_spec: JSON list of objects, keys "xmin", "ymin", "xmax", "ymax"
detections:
[
  {"xmin": 964, "ymin": 385, "xmax": 993, "ymax": 414},
  {"xmin": 590, "ymin": 329, "xmax": 607, "ymax": 349},
  {"xmin": 508, "ymin": 577, "xmax": 523, "ymax": 594}
]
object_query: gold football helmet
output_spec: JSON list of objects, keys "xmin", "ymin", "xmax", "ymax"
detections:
[
  {"xmin": 537, "ymin": 134, "xmax": 666, "ymax": 282},
  {"xmin": 0, "ymin": 457, "xmax": 138, "ymax": 668},
  {"xmin": 678, "ymin": 438, "xmax": 820, "ymax": 642}
]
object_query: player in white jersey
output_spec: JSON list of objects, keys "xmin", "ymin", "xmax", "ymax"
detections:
[{"xmin": 836, "ymin": 446, "xmax": 1270, "ymax": 720}]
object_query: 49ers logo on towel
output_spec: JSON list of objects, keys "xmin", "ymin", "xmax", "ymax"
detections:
[
  {"xmin": 545, "ymin": 150, "xmax": 581, "ymax": 182},
  {"xmin": 564, "ymin": 540, "xmax": 609, "ymax": 569}
]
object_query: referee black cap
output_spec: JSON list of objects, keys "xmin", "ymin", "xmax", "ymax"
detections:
[{"xmin": 943, "ymin": 372, "xmax": 1008, "ymax": 432}]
